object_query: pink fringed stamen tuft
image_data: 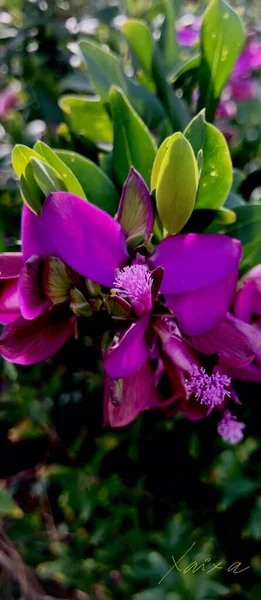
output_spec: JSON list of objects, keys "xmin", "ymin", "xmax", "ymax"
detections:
[
  {"xmin": 217, "ymin": 410, "xmax": 245, "ymax": 445},
  {"xmin": 113, "ymin": 264, "xmax": 153, "ymax": 317},
  {"xmin": 185, "ymin": 365, "xmax": 231, "ymax": 408}
]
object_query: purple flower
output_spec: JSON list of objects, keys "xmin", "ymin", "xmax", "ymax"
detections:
[
  {"xmin": 217, "ymin": 409, "xmax": 245, "ymax": 444},
  {"xmin": 0, "ymin": 86, "xmax": 17, "ymax": 119},
  {"xmin": 0, "ymin": 168, "xmax": 242, "ymax": 426}
]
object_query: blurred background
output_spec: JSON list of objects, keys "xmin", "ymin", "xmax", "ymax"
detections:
[{"xmin": 1, "ymin": 0, "xmax": 261, "ymax": 598}]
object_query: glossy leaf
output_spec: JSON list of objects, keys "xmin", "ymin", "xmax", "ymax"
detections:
[
  {"xmin": 56, "ymin": 150, "xmax": 119, "ymax": 215},
  {"xmin": 79, "ymin": 39, "xmax": 165, "ymax": 129},
  {"xmin": 12, "ymin": 145, "xmax": 45, "ymax": 214},
  {"xmin": 59, "ymin": 95, "xmax": 113, "ymax": 143},
  {"xmin": 121, "ymin": 19, "xmax": 154, "ymax": 76},
  {"xmin": 155, "ymin": 132, "xmax": 198, "ymax": 234},
  {"xmin": 168, "ymin": 54, "xmax": 200, "ymax": 84},
  {"xmin": 185, "ymin": 111, "xmax": 232, "ymax": 209},
  {"xmin": 30, "ymin": 158, "xmax": 66, "ymax": 197},
  {"xmin": 110, "ymin": 86, "xmax": 157, "ymax": 186},
  {"xmin": 34, "ymin": 141, "xmax": 86, "ymax": 199},
  {"xmin": 159, "ymin": 0, "xmax": 178, "ymax": 73},
  {"xmin": 198, "ymin": 0, "xmax": 245, "ymax": 121}
]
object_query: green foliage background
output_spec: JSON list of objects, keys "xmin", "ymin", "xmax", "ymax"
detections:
[{"xmin": 0, "ymin": 0, "xmax": 261, "ymax": 598}]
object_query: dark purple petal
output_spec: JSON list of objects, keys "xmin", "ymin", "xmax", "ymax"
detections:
[
  {"xmin": 0, "ymin": 310, "xmax": 75, "ymax": 365},
  {"xmin": 103, "ymin": 317, "xmax": 150, "ymax": 378},
  {"xmin": 18, "ymin": 256, "xmax": 51, "ymax": 320},
  {"xmin": 41, "ymin": 192, "xmax": 129, "ymax": 287},
  {"xmin": 153, "ymin": 317, "xmax": 199, "ymax": 370},
  {"xmin": 228, "ymin": 363, "xmax": 261, "ymax": 382},
  {"xmin": 103, "ymin": 361, "xmax": 157, "ymax": 427},
  {"xmin": 234, "ymin": 265, "xmax": 261, "ymax": 321},
  {"xmin": 117, "ymin": 168, "xmax": 154, "ymax": 244},
  {"xmin": 192, "ymin": 313, "xmax": 261, "ymax": 369},
  {"xmin": 0, "ymin": 279, "xmax": 20, "ymax": 324},
  {"xmin": 22, "ymin": 205, "xmax": 56, "ymax": 260},
  {"xmin": 0, "ymin": 253, "xmax": 23, "ymax": 279}
]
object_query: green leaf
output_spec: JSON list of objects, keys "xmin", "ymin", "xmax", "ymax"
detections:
[
  {"xmin": 12, "ymin": 145, "xmax": 45, "ymax": 214},
  {"xmin": 185, "ymin": 111, "xmax": 232, "ymax": 209},
  {"xmin": 216, "ymin": 205, "xmax": 261, "ymax": 273},
  {"xmin": 79, "ymin": 39, "xmax": 165, "ymax": 129},
  {"xmin": 55, "ymin": 150, "xmax": 119, "ymax": 215},
  {"xmin": 121, "ymin": 19, "xmax": 154, "ymax": 76},
  {"xmin": 34, "ymin": 141, "xmax": 86, "ymax": 199},
  {"xmin": 110, "ymin": 86, "xmax": 157, "ymax": 186},
  {"xmin": 59, "ymin": 95, "xmax": 113, "ymax": 144},
  {"xmin": 198, "ymin": 0, "xmax": 245, "ymax": 121},
  {"xmin": 0, "ymin": 487, "xmax": 23, "ymax": 519},
  {"xmin": 30, "ymin": 158, "xmax": 66, "ymax": 197},
  {"xmin": 155, "ymin": 132, "xmax": 198, "ymax": 234},
  {"xmin": 168, "ymin": 54, "xmax": 200, "ymax": 84},
  {"xmin": 159, "ymin": 0, "xmax": 178, "ymax": 73}
]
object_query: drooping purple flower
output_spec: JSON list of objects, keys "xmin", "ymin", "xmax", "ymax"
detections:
[{"xmin": 217, "ymin": 410, "xmax": 245, "ymax": 445}]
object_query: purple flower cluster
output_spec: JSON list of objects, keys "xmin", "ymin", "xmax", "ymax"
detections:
[{"xmin": 1, "ymin": 168, "xmax": 260, "ymax": 442}]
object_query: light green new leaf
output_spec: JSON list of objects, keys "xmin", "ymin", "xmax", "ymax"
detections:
[
  {"xmin": 110, "ymin": 86, "xmax": 157, "ymax": 186},
  {"xmin": 59, "ymin": 95, "xmax": 113, "ymax": 144},
  {"xmin": 185, "ymin": 111, "xmax": 232, "ymax": 209},
  {"xmin": 79, "ymin": 39, "xmax": 165, "ymax": 129},
  {"xmin": 121, "ymin": 19, "xmax": 154, "ymax": 76},
  {"xmin": 159, "ymin": 0, "xmax": 178, "ymax": 73},
  {"xmin": 12, "ymin": 145, "xmax": 45, "ymax": 214},
  {"xmin": 56, "ymin": 150, "xmax": 119, "ymax": 216},
  {"xmin": 34, "ymin": 141, "xmax": 86, "ymax": 198},
  {"xmin": 30, "ymin": 158, "xmax": 66, "ymax": 197},
  {"xmin": 155, "ymin": 132, "xmax": 199, "ymax": 234},
  {"xmin": 198, "ymin": 0, "xmax": 245, "ymax": 121}
]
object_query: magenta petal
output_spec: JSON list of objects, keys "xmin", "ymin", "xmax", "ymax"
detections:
[
  {"xmin": 228, "ymin": 363, "xmax": 261, "ymax": 382},
  {"xmin": 103, "ymin": 317, "xmax": 150, "ymax": 378},
  {"xmin": 234, "ymin": 280, "xmax": 256, "ymax": 323},
  {"xmin": 192, "ymin": 313, "xmax": 261, "ymax": 369},
  {"xmin": 22, "ymin": 205, "xmax": 56, "ymax": 260},
  {"xmin": 153, "ymin": 318, "xmax": 199, "ymax": 370},
  {"xmin": 150, "ymin": 234, "xmax": 242, "ymax": 294},
  {"xmin": 0, "ymin": 253, "xmax": 23, "ymax": 279},
  {"xmin": 18, "ymin": 256, "xmax": 51, "ymax": 320},
  {"xmin": 103, "ymin": 361, "xmax": 157, "ymax": 427},
  {"xmin": 0, "ymin": 279, "xmax": 20, "ymax": 324},
  {"xmin": 150, "ymin": 234, "xmax": 242, "ymax": 335},
  {"xmin": 0, "ymin": 310, "xmax": 76, "ymax": 365},
  {"xmin": 41, "ymin": 192, "xmax": 129, "ymax": 287},
  {"xmin": 117, "ymin": 168, "xmax": 154, "ymax": 244},
  {"xmin": 166, "ymin": 269, "xmax": 238, "ymax": 335}
]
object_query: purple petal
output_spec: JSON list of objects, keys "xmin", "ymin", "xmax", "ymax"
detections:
[
  {"xmin": 0, "ymin": 253, "xmax": 23, "ymax": 279},
  {"xmin": 235, "ymin": 265, "xmax": 261, "ymax": 321},
  {"xmin": 22, "ymin": 205, "xmax": 56, "ymax": 261},
  {"xmin": 0, "ymin": 279, "xmax": 20, "ymax": 324},
  {"xmin": 103, "ymin": 361, "xmax": 157, "ymax": 427},
  {"xmin": 41, "ymin": 192, "xmax": 129, "ymax": 287},
  {"xmin": 117, "ymin": 168, "xmax": 154, "ymax": 244},
  {"xmin": 18, "ymin": 256, "xmax": 51, "ymax": 320},
  {"xmin": 150, "ymin": 234, "xmax": 242, "ymax": 335},
  {"xmin": 0, "ymin": 310, "xmax": 76, "ymax": 365},
  {"xmin": 192, "ymin": 313, "xmax": 261, "ymax": 369},
  {"xmin": 177, "ymin": 26, "xmax": 200, "ymax": 47},
  {"xmin": 228, "ymin": 363, "xmax": 261, "ymax": 382},
  {"xmin": 103, "ymin": 317, "xmax": 150, "ymax": 378},
  {"xmin": 153, "ymin": 317, "xmax": 199, "ymax": 371},
  {"xmin": 166, "ymin": 269, "xmax": 238, "ymax": 335}
]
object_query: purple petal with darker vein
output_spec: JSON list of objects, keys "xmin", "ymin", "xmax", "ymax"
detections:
[
  {"xmin": 192, "ymin": 313, "xmax": 261, "ymax": 369},
  {"xmin": 103, "ymin": 317, "xmax": 150, "ymax": 378},
  {"xmin": 22, "ymin": 205, "xmax": 56, "ymax": 261},
  {"xmin": 0, "ymin": 253, "xmax": 23, "ymax": 279},
  {"xmin": 0, "ymin": 310, "xmax": 76, "ymax": 365},
  {"xmin": 18, "ymin": 255, "xmax": 51, "ymax": 320},
  {"xmin": 41, "ymin": 192, "xmax": 129, "ymax": 287},
  {"xmin": 0, "ymin": 279, "xmax": 20, "ymax": 324},
  {"xmin": 117, "ymin": 167, "xmax": 154, "ymax": 243},
  {"xmin": 103, "ymin": 361, "xmax": 157, "ymax": 427}
]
